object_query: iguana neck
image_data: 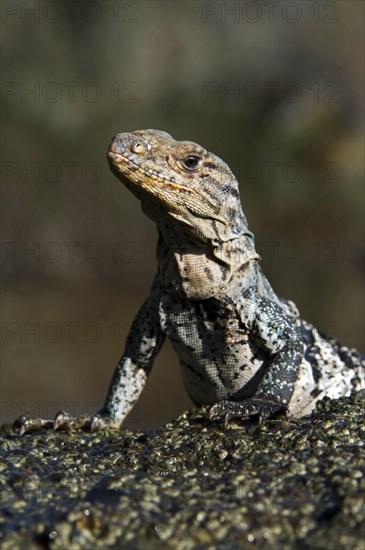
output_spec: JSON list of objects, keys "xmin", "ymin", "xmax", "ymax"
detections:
[{"xmin": 154, "ymin": 215, "xmax": 259, "ymax": 300}]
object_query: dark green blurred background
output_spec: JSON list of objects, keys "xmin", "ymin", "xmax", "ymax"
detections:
[{"xmin": 1, "ymin": 0, "xmax": 364, "ymax": 429}]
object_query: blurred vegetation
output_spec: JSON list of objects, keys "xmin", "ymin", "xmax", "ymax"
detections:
[{"xmin": 1, "ymin": 1, "xmax": 364, "ymax": 428}]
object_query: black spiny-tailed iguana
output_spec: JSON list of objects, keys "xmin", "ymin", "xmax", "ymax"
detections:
[{"xmin": 17, "ymin": 129, "xmax": 365, "ymax": 432}]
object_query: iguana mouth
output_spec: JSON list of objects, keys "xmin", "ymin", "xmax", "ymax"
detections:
[
  {"xmin": 107, "ymin": 148, "xmax": 191, "ymax": 192},
  {"xmin": 107, "ymin": 148, "xmax": 221, "ymax": 213}
]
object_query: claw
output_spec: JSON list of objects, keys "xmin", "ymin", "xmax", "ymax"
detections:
[
  {"xmin": 13, "ymin": 410, "xmax": 118, "ymax": 434},
  {"xmin": 53, "ymin": 410, "xmax": 72, "ymax": 430},
  {"xmin": 209, "ymin": 401, "xmax": 229, "ymax": 420},
  {"xmin": 209, "ymin": 403, "xmax": 219, "ymax": 420},
  {"xmin": 223, "ymin": 412, "xmax": 233, "ymax": 429},
  {"xmin": 208, "ymin": 398, "xmax": 285, "ymax": 427},
  {"xmin": 53, "ymin": 411, "xmax": 93, "ymax": 431},
  {"xmin": 14, "ymin": 415, "xmax": 53, "ymax": 435},
  {"xmin": 90, "ymin": 414, "xmax": 109, "ymax": 431}
]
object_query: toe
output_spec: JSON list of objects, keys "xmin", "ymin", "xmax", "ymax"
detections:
[{"xmin": 54, "ymin": 410, "xmax": 72, "ymax": 430}]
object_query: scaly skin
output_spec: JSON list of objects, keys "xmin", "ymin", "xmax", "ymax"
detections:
[{"xmin": 16, "ymin": 129, "xmax": 365, "ymax": 432}]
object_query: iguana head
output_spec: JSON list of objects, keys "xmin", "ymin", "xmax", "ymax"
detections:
[
  {"xmin": 107, "ymin": 129, "xmax": 250, "ymax": 243},
  {"xmin": 107, "ymin": 129, "xmax": 260, "ymax": 274}
]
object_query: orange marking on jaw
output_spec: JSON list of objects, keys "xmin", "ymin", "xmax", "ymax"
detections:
[{"xmin": 108, "ymin": 149, "xmax": 218, "ymax": 210}]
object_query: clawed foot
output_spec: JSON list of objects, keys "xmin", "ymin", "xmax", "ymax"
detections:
[
  {"xmin": 209, "ymin": 398, "xmax": 287, "ymax": 428},
  {"xmin": 13, "ymin": 410, "xmax": 119, "ymax": 435}
]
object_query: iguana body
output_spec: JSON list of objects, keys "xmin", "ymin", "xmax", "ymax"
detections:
[{"xmin": 17, "ymin": 129, "xmax": 365, "ymax": 432}]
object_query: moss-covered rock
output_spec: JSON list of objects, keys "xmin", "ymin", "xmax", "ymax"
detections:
[{"xmin": 1, "ymin": 391, "xmax": 364, "ymax": 549}]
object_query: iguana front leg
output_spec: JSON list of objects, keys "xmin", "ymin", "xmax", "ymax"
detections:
[
  {"xmin": 210, "ymin": 290, "xmax": 305, "ymax": 426},
  {"xmin": 16, "ymin": 291, "xmax": 165, "ymax": 433}
]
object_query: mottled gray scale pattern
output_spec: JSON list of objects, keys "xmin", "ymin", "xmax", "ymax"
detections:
[{"xmin": 98, "ymin": 129, "xmax": 365, "ymax": 426}]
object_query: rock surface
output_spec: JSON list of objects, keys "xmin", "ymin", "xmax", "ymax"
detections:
[{"xmin": 1, "ymin": 391, "xmax": 364, "ymax": 549}]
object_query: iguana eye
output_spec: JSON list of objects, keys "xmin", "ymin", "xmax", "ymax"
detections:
[
  {"xmin": 181, "ymin": 156, "xmax": 201, "ymax": 171},
  {"xmin": 131, "ymin": 141, "xmax": 145, "ymax": 154}
]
